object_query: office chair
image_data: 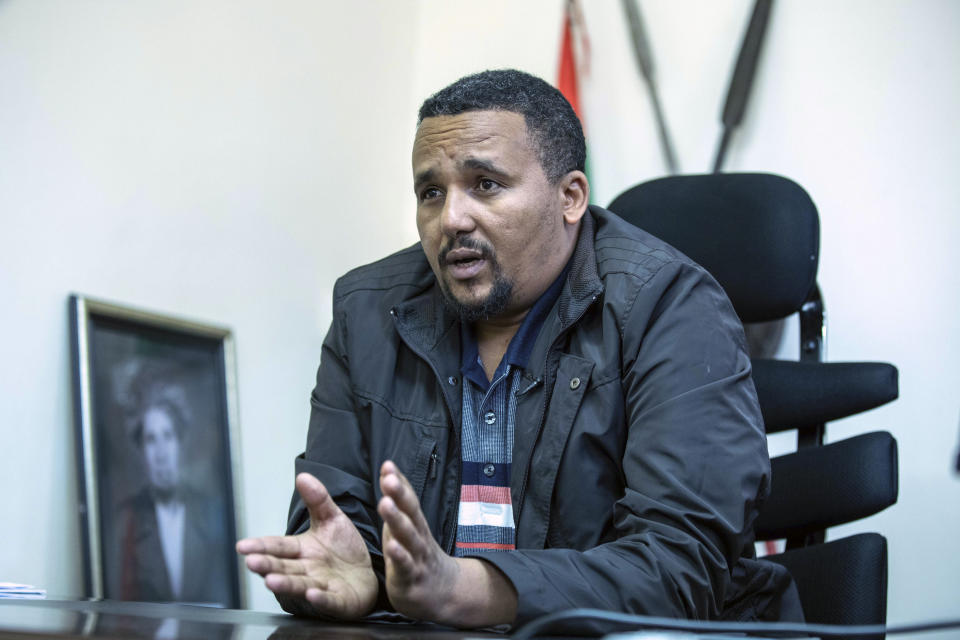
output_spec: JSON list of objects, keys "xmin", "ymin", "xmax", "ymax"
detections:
[{"xmin": 608, "ymin": 173, "xmax": 899, "ymax": 629}]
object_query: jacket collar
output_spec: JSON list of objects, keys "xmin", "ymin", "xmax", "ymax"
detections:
[{"xmin": 558, "ymin": 206, "xmax": 604, "ymax": 328}]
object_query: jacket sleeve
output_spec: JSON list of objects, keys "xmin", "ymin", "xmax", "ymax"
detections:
[
  {"xmin": 479, "ymin": 261, "xmax": 780, "ymax": 625},
  {"xmin": 283, "ymin": 298, "xmax": 392, "ymax": 613}
]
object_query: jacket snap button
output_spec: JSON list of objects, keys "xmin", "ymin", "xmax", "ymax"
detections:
[
  {"xmin": 484, "ymin": 411, "xmax": 496, "ymax": 425},
  {"xmin": 483, "ymin": 463, "xmax": 496, "ymax": 477},
  {"xmin": 447, "ymin": 376, "xmax": 458, "ymax": 386},
  {"xmin": 569, "ymin": 377, "xmax": 581, "ymax": 390}
]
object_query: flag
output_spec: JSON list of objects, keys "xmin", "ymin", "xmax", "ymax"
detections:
[{"xmin": 556, "ymin": 0, "xmax": 592, "ymax": 191}]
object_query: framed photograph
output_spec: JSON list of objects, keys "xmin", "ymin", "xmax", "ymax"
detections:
[{"xmin": 69, "ymin": 295, "xmax": 244, "ymax": 608}]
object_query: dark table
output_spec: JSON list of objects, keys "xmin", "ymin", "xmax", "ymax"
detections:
[
  {"xmin": 0, "ymin": 598, "xmax": 824, "ymax": 640},
  {"xmin": 0, "ymin": 598, "xmax": 503, "ymax": 640}
]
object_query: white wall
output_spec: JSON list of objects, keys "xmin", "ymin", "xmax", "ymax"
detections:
[
  {"xmin": 1, "ymin": 0, "xmax": 958, "ymax": 627},
  {"xmin": 0, "ymin": 0, "xmax": 422, "ymax": 613}
]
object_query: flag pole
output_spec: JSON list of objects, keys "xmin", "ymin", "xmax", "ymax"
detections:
[
  {"xmin": 713, "ymin": 0, "xmax": 774, "ymax": 173},
  {"xmin": 621, "ymin": 0, "xmax": 678, "ymax": 175}
]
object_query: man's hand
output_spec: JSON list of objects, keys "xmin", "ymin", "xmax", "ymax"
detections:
[
  {"xmin": 236, "ymin": 473, "xmax": 378, "ymax": 620},
  {"xmin": 377, "ymin": 460, "xmax": 517, "ymax": 628}
]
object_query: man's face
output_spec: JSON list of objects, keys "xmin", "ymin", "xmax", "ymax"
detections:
[
  {"xmin": 142, "ymin": 406, "xmax": 180, "ymax": 493},
  {"xmin": 413, "ymin": 110, "xmax": 568, "ymax": 321}
]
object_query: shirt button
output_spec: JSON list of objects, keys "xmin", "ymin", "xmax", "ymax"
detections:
[
  {"xmin": 483, "ymin": 463, "xmax": 496, "ymax": 477},
  {"xmin": 569, "ymin": 377, "xmax": 581, "ymax": 390},
  {"xmin": 484, "ymin": 411, "xmax": 496, "ymax": 425}
]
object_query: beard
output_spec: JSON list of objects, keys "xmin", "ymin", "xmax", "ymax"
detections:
[{"xmin": 437, "ymin": 236, "xmax": 514, "ymax": 323}]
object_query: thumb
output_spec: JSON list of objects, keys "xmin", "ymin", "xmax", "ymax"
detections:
[{"xmin": 296, "ymin": 472, "xmax": 343, "ymax": 529}]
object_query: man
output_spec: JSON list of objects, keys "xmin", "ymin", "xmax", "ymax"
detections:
[
  {"xmin": 237, "ymin": 69, "xmax": 800, "ymax": 628},
  {"xmin": 113, "ymin": 390, "xmax": 233, "ymax": 606}
]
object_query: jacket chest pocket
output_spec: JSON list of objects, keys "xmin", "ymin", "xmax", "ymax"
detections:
[
  {"xmin": 383, "ymin": 426, "xmax": 449, "ymax": 546},
  {"xmin": 514, "ymin": 354, "xmax": 595, "ymax": 549},
  {"xmin": 356, "ymin": 384, "xmax": 452, "ymax": 502}
]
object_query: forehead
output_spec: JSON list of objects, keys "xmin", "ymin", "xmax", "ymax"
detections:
[
  {"xmin": 143, "ymin": 406, "xmax": 175, "ymax": 433},
  {"xmin": 412, "ymin": 110, "xmax": 534, "ymax": 171}
]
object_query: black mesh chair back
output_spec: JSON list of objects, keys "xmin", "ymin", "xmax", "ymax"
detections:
[
  {"xmin": 609, "ymin": 173, "xmax": 819, "ymax": 323},
  {"xmin": 609, "ymin": 173, "xmax": 899, "ymax": 630}
]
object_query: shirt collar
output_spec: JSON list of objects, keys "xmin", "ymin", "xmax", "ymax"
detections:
[{"xmin": 460, "ymin": 260, "xmax": 572, "ymax": 391}]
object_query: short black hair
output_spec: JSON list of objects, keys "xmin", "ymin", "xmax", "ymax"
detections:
[{"xmin": 417, "ymin": 69, "xmax": 586, "ymax": 183}]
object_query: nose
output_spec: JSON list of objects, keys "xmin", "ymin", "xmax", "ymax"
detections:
[{"xmin": 440, "ymin": 188, "xmax": 476, "ymax": 239}]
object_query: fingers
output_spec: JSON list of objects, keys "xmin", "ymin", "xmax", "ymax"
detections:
[
  {"xmin": 264, "ymin": 571, "xmax": 323, "ymax": 594},
  {"xmin": 304, "ymin": 586, "xmax": 345, "ymax": 613},
  {"xmin": 378, "ymin": 493, "xmax": 424, "ymax": 561},
  {"xmin": 296, "ymin": 473, "xmax": 345, "ymax": 527},
  {"xmin": 267, "ymin": 565, "xmax": 376, "ymax": 620},
  {"xmin": 236, "ymin": 534, "xmax": 303, "ymax": 558},
  {"xmin": 377, "ymin": 461, "xmax": 462, "ymax": 623},
  {"xmin": 379, "ymin": 461, "xmax": 430, "ymax": 533},
  {"xmin": 273, "ymin": 582, "xmax": 349, "ymax": 621},
  {"xmin": 383, "ymin": 534, "xmax": 416, "ymax": 574},
  {"xmin": 378, "ymin": 460, "xmax": 436, "ymax": 571},
  {"xmin": 243, "ymin": 552, "xmax": 310, "ymax": 578},
  {"xmin": 236, "ymin": 474, "xmax": 337, "ymax": 560}
]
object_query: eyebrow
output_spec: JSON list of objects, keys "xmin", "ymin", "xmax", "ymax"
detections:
[
  {"xmin": 461, "ymin": 157, "xmax": 504, "ymax": 175},
  {"xmin": 413, "ymin": 168, "xmax": 435, "ymax": 192},
  {"xmin": 413, "ymin": 157, "xmax": 510, "ymax": 192}
]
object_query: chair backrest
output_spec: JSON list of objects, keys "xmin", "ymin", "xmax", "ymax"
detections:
[
  {"xmin": 607, "ymin": 172, "xmax": 819, "ymax": 323},
  {"xmin": 751, "ymin": 360, "xmax": 898, "ymax": 434},
  {"xmin": 607, "ymin": 172, "xmax": 898, "ymax": 441},
  {"xmin": 770, "ymin": 532, "xmax": 888, "ymax": 632},
  {"xmin": 756, "ymin": 432, "xmax": 897, "ymax": 630},
  {"xmin": 755, "ymin": 432, "xmax": 898, "ymax": 541},
  {"xmin": 609, "ymin": 173, "xmax": 899, "ymax": 628}
]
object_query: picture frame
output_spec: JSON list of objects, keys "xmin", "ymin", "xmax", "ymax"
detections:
[{"xmin": 69, "ymin": 295, "xmax": 245, "ymax": 608}]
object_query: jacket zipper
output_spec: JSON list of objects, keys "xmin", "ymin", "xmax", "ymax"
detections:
[
  {"xmin": 428, "ymin": 447, "xmax": 439, "ymax": 480},
  {"xmin": 389, "ymin": 307, "xmax": 462, "ymax": 555}
]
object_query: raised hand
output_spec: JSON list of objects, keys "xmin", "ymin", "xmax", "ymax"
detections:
[
  {"xmin": 377, "ymin": 460, "xmax": 517, "ymax": 628},
  {"xmin": 377, "ymin": 460, "xmax": 460, "ymax": 621},
  {"xmin": 236, "ymin": 472, "xmax": 378, "ymax": 619}
]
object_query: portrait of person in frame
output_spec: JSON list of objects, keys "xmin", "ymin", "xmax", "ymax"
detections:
[{"xmin": 72, "ymin": 298, "xmax": 243, "ymax": 608}]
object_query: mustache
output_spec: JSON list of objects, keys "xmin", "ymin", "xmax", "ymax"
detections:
[{"xmin": 438, "ymin": 235, "xmax": 495, "ymax": 265}]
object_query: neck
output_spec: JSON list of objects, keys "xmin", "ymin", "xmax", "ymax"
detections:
[
  {"xmin": 469, "ymin": 216, "xmax": 584, "ymax": 381},
  {"xmin": 473, "ymin": 314, "xmax": 525, "ymax": 382}
]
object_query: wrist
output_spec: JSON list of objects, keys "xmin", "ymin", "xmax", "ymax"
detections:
[{"xmin": 441, "ymin": 558, "xmax": 517, "ymax": 628}]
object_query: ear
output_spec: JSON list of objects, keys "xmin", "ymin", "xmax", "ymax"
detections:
[{"xmin": 558, "ymin": 170, "xmax": 589, "ymax": 225}]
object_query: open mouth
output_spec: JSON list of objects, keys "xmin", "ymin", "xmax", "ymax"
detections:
[{"xmin": 442, "ymin": 247, "xmax": 487, "ymax": 280}]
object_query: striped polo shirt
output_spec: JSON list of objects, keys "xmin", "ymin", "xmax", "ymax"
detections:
[{"xmin": 454, "ymin": 265, "xmax": 569, "ymax": 556}]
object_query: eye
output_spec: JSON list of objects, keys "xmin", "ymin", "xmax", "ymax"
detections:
[
  {"xmin": 477, "ymin": 178, "xmax": 500, "ymax": 193},
  {"xmin": 419, "ymin": 186, "xmax": 442, "ymax": 202}
]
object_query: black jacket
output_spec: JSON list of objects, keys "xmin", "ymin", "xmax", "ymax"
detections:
[
  {"xmin": 287, "ymin": 206, "xmax": 802, "ymax": 625},
  {"xmin": 110, "ymin": 487, "xmax": 234, "ymax": 606}
]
